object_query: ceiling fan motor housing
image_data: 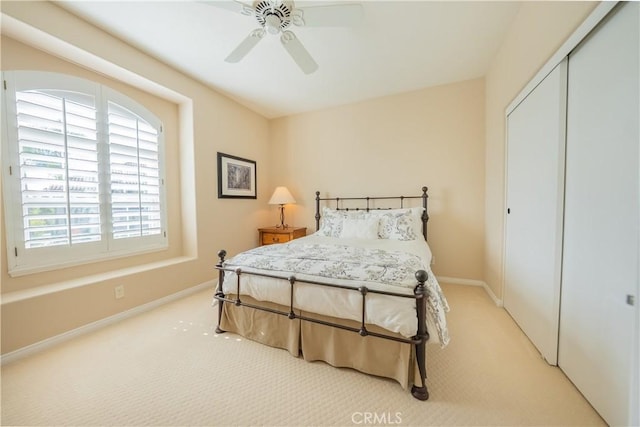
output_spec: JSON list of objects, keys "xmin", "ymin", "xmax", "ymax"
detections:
[{"xmin": 253, "ymin": 0, "xmax": 294, "ymax": 34}]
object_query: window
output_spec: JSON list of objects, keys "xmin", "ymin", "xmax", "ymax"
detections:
[{"xmin": 2, "ymin": 71, "xmax": 167, "ymax": 276}]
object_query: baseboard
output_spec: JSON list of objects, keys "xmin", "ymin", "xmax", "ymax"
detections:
[
  {"xmin": 437, "ymin": 276, "xmax": 503, "ymax": 307},
  {"xmin": 1, "ymin": 280, "xmax": 215, "ymax": 366}
]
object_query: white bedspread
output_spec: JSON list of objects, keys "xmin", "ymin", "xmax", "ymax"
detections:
[{"xmin": 221, "ymin": 234, "xmax": 450, "ymax": 346}]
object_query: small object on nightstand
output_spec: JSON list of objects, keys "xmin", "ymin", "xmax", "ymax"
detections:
[{"xmin": 259, "ymin": 226, "xmax": 306, "ymax": 246}]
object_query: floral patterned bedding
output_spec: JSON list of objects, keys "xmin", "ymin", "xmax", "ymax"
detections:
[
  {"xmin": 228, "ymin": 243, "xmax": 425, "ymax": 287},
  {"xmin": 224, "ymin": 239, "xmax": 450, "ymax": 346}
]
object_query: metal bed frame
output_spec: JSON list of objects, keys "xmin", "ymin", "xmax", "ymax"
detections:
[{"xmin": 214, "ymin": 186, "xmax": 432, "ymax": 400}]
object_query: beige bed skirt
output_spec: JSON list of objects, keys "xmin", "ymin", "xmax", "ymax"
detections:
[{"xmin": 219, "ymin": 295, "xmax": 423, "ymax": 389}]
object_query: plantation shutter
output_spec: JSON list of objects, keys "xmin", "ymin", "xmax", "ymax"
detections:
[
  {"xmin": 15, "ymin": 89, "xmax": 101, "ymax": 249},
  {"xmin": 3, "ymin": 71, "xmax": 167, "ymax": 276},
  {"xmin": 107, "ymin": 102, "xmax": 162, "ymax": 239}
]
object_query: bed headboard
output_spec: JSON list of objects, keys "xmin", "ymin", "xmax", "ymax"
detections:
[{"xmin": 315, "ymin": 186, "xmax": 429, "ymax": 240}]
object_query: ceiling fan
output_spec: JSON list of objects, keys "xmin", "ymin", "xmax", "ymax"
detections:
[{"xmin": 205, "ymin": 0, "xmax": 364, "ymax": 74}]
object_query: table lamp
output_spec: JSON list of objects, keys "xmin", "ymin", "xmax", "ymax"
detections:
[{"xmin": 268, "ymin": 186, "xmax": 296, "ymax": 228}]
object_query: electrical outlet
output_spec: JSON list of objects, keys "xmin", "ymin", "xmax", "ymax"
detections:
[
  {"xmin": 431, "ymin": 256, "xmax": 436, "ymax": 266},
  {"xmin": 114, "ymin": 285, "xmax": 125, "ymax": 299}
]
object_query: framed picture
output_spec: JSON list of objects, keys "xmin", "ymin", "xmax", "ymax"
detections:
[{"xmin": 217, "ymin": 152, "xmax": 257, "ymax": 199}]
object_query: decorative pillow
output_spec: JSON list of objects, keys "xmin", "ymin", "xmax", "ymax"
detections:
[
  {"xmin": 339, "ymin": 217, "xmax": 380, "ymax": 239},
  {"xmin": 317, "ymin": 207, "xmax": 342, "ymax": 237},
  {"xmin": 369, "ymin": 207, "xmax": 424, "ymax": 240},
  {"xmin": 377, "ymin": 212, "xmax": 418, "ymax": 241},
  {"xmin": 318, "ymin": 207, "xmax": 368, "ymax": 237},
  {"xmin": 405, "ymin": 207, "xmax": 425, "ymax": 239}
]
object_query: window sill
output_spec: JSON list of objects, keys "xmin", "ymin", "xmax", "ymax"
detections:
[
  {"xmin": 7, "ymin": 243, "xmax": 168, "ymax": 278},
  {"xmin": 1, "ymin": 255, "xmax": 196, "ymax": 305}
]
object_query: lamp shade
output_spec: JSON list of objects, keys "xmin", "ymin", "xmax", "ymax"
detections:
[{"xmin": 268, "ymin": 186, "xmax": 296, "ymax": 205}]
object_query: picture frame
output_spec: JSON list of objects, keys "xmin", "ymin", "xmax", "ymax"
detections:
[{"xmin": 217, "ymin": 152, "xmax": 257, "ymax": 199}]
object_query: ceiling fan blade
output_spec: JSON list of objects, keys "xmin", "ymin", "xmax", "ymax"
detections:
[
  {"xmin": 280, "ymin": 31, "xmax": 318, "ymax": 74},
  {"xmin": 293, "ymin": 3, "xmax": 363, "ymax": 27},
  {"xmin": 198, "ymin": 0, "xmax": 254, "ymax": 16},
  {"xmin": 225, "ymin": 29, "xmax": 266, "ymax": 63}
]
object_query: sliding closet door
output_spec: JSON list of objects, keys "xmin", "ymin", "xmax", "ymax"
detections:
[
  {"xmin": 503, "ymin": 60, "xmax": 567, "ymax": 365},
  {"xmin": 559, "ymin": 2, "xmax": 639, "ymax": 426}
]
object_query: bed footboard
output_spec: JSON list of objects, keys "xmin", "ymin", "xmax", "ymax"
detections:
[{"xmin": 213, "ymin": 249, "xmax": 431, "ymax": 401}]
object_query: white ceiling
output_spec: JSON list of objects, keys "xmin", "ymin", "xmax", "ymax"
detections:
[{"xmin": 56, "ymin": 1, "xmax": 521, "ymax": 118}]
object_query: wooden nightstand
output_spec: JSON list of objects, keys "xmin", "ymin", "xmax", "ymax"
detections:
[{"xmin": 259, "ymin": 226, "xmax": 306, "ymax": 246}]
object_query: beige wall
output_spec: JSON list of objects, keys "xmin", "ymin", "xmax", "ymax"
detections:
[
  {"xmin": 484, "ymin": 1, "xmax": 598, "ymax": 299},
  {"xmin": 1, "ymin": 1, "xmax": 270, "ymax": 354},
  {"xmin": 270, "ymin": 78, "xmax": 486, "ymax": 280}
]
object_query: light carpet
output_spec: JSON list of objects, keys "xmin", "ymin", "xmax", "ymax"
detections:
[{"xmin": 1, "ymin": 283, "xmax": 605, "ymax": 426}]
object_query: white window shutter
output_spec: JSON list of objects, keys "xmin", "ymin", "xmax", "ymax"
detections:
[
  {"xmin": 107, "ymin": 102, "xmax": 162, "ymax": 240},
  {"xmin": 2, "ymin": 71, "xmax": 167, "ymax": 276},
  {"xmin": 15, "ymin": 89, "xmax": 101, "ymax": 249}
]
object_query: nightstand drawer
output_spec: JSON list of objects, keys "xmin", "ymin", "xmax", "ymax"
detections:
[
  {"xmin": 258, "ymin": 226, "xmax": 307, "ymax": 246},
  {"xmin": 262, "ymin": 233, "xmax": 291, "ymax": 245}
]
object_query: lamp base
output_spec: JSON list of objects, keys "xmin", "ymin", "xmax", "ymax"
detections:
[{"xmin": 276, "ymin": 204, "xmax": 289, "ymax": 229}]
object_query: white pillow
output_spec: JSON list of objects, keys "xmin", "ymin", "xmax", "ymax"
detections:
[{"xmin": 339, "ymin": 217, "xmax": 380, "ymax": 239}]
